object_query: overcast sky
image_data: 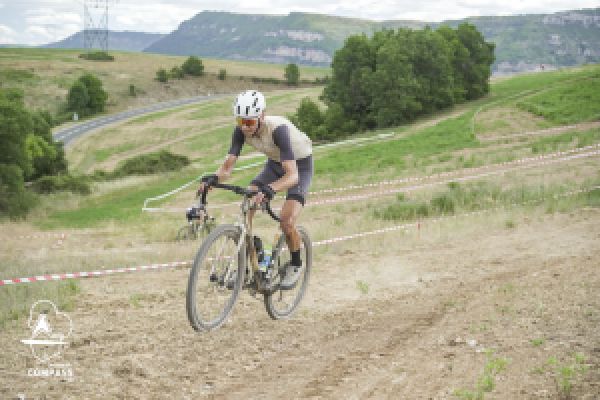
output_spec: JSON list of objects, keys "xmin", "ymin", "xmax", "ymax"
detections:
[{"xmin": 1, "ymin": 0, "xmax": 598, "ymax": 45}]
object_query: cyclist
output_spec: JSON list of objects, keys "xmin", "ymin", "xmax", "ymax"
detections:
[{"xmin": 199, "ymin": 90, "xmax": 313, "ymax": 289}]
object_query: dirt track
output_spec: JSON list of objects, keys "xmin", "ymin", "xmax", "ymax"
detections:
[{"xmin": 1, "ymin": 207, "xmax": 599, "ymax": 399}]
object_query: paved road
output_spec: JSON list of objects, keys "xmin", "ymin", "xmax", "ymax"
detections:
[{"xmin": 53, "ymin": 94, "xmax": 228, "ymax": 146}]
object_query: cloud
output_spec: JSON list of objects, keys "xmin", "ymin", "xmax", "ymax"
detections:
[{"xmin": 0, "ymin": 24, "xmax": 18, "ymax": 44}]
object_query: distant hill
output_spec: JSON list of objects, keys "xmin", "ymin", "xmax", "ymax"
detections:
[
  {"xmin": 44, "ymin": 31, "xmax": 165, "ymax": 52},
  {"xmin": 143, "ymin": 9, "xmax": 600, "ymax": 73}
]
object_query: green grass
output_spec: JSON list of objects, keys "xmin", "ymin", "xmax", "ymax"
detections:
[
  {"xmin": 315, "ymin": 111, "xmax": 479, "ymax": 176},
  {"xmin": 93, "ymin": 142, "xmax": 137, "ymax": 163},
  {"xmin": 40, "ymin": 173, "xmax": 198, "ymax": 228},
  {"xmin": 516, "ymin": 71, "xmax": 600, "ymax": 124},
  {"xmin": 375, "ymin": 181, "xmax": 598, "ymax": 223},
  {"xmin": 530, "ymin": 128, "xmax": 600, "ymax": 154},
  {"xmin": 0, "ymin": 67, "xmax": 38, "ymax": 83},
  {"xmin": 0, "ymin": 280, "xmax": 80, "ymax": 330}
]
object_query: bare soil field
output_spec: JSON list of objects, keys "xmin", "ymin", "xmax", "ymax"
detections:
[{"xmin": 1, "ymin": 206, "xmax": 598, "ymax": 399}]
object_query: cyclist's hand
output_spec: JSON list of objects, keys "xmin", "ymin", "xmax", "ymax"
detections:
[
  {"xmin": 197, "ymin": 174, "xmax": 218, "ymax": 196},
  {"xmin": 253, "ymin": 183, "xmax": 275, "ymax": 205},
  {"xmin": 252, "ymin": 191, "xmax": 266, "ymax": 205}
]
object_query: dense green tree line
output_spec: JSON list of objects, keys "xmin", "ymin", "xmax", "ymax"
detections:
[
  {"xmin": 0, "ymin": 89, "xmax": 69, "ymax": 217},
  {"xmin": 290, "ymin": 23, "xmax": 495, "ymax": 140}
]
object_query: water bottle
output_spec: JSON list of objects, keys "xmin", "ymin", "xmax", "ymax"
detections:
[{"xmin": 259, "ymin": 247, "xmax": 272, "ymax": 273}]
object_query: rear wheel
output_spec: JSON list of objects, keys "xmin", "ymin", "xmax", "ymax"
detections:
[
  {"xmin": 186, "ymin": 224, "xmax": 245, "ymax": 331},
  {"xmin": 264, "ymin": 226, "xmax": 312, "ymax": 320}
]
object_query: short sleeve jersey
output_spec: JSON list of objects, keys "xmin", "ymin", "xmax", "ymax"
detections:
[{"xmin": 228, "ymin": 116, "xmax": 312, "ymax": 162}]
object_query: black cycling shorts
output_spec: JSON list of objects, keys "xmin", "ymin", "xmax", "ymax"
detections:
[{"xmin": 250, "ymin": 155, "xmax": 313, "ymax": 206}]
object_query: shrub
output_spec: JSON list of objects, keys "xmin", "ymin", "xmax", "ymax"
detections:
[
  {"xmin": 30, "ymin": 174, "xmax": 90, "ymax": 195},
  {"xmin": 218, "ymin": 68, "xmax": 227, "ymax": 80},
  {"xmin": 0, "ymin": 164, "xmax": 37, "ymax": 218},
  {"xmin": 156, "ymin": 68, "xmax": 168, "ymax": 83},
  {"xmin": 112, "ymin": 150, "xmax": 190, "ymax": 177},
  {"xmin": 78, "ymin": 51, "xmax": 114, "ymax": 61},
  {"xmin": 129, "ymin": 84, "xmax": 136, "ymax": 96},
  {"xmin": 182, "ymin": 56, "xmax": 204, "ymax": 76},
  {"xmin": 170, "ymin": 66, "xmax": 184, "ymax": 79}
]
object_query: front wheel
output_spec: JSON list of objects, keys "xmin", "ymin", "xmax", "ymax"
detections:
[
  {"xmin": 186, "ymin": 224, "xmax": 245, "ymax": 331},
  {"xmin": 264, "ymin": 226, "xmax": 312, "ymax": 320}
]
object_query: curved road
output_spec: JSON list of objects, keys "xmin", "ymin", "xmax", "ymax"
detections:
[{"xmin": 53, "ymin": 94, "xmax": 228, "ymax": 146}]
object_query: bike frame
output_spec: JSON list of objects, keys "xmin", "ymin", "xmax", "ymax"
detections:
[{"xmin": 201, "ymin": 183, "xmax": 282, "ymax": 289}]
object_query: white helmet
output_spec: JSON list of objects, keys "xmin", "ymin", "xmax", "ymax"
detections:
[{"xmin": 233, "ymin": 90, "xmax": 265, "ymax": 118}]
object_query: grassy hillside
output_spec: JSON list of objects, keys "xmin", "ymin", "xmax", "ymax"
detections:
[
  {"xmin": 26, "ymin": 63, "xmax": 599, "ymax": 231},
  {"xmin": 0, "ymin": 48, "xmax": 329, "ymax": 116},
  {"xmin": 1, "ymin": 64, "xmax": 599, "ymax": 331}
]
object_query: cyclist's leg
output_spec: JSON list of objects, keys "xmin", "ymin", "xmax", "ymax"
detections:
[
  {"xmin": 279, "ymin": 199, "xmax": 303, "ymax": 252},
  {"xmin": 249, "ymin": 159, "xmax": 283, "ymax": 230},
  {"xmin": 282, "ymin": 155, "xmax": 313, "ymax": 248}
]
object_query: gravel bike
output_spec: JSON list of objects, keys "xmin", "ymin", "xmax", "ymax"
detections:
[
  {"xmin": 186, "ymin": 183, "xmax": 312, "ymax": 331},
  {"xmin": 175, "ymin": 203, "xmax": 216, "ymax": 241}
]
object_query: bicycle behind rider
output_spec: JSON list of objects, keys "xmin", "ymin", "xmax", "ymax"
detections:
[{"xmin": 198, "ymin": 90, "xmax": 313, "ymax": 289}]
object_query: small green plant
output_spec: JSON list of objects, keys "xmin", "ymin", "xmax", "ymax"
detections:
[
  {"xmin": 130, "ymin": 294, "xmax": 143, "ymax": 308},
  {"xmin": 543, "ymin": 353, "xmax": 589, "ymax": 399},
  {"xmin": 530, "ymin": 338, "xmax": 545, "ymax": 347},
  {"xmin": 504, "ymin": 219, "xmax": 516, "ymax": 229},
  {"xmin": 218, "ymin": 68, "xmax": 227, "ymax": 80},
  {"xmin": 356, "ymin": 280, "xmax": 369, "ymax": 295},
  {"xmin": 129, "ymin": 84, "xmax": 136, "ymax": 96},
  {"xmin": 454, "ymin": 351, "xmax": 508, "ymax": 400}
]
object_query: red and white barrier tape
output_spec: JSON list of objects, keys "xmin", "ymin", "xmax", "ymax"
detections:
[
  {"xmin": 0, "ymin": 261, "xmax": 191, "ymax": 286},
  {"xmin": 308, "ymin": 149, "xmax": 600, "ymax": 206},
  {"xmin": 309, "ymin": 143, "xmax": 600, "ymax": 196},
  {"xmin": 16, "ymin": 233, "xmax": 67, "ymax": 240},
  {"xmin": 2, "ymin": 185, "xmax": 597, "ymax": 286},
  {"xmin": 143, "ymin": 144, "xmax": 600, "ymax": 213}
]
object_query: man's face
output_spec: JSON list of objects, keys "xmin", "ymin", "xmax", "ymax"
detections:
[{"xmin": 237, "ymin": 113, "xmax": 263, "ymax": 136}]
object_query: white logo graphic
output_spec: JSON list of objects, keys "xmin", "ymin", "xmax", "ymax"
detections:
[{"xmin": 21, "ymin": 300, "xmax": 73, "ymax": 364}]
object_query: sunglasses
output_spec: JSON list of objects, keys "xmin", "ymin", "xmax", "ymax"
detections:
[{"xmin": 236, "ymin": 117, "xmax": 258, "ymax": 127}]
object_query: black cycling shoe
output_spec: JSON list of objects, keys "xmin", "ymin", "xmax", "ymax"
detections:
[{"xmin": 279, "ymin": 262, "xmax": 303, "ymax": 290}]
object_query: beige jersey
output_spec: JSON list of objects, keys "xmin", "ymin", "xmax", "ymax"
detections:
[{"xmin": 229, "ymin": 116, "xmax": 312, "ymax": 162}]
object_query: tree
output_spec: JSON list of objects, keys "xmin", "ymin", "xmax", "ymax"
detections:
[
  {"xmin": 67, "ymin": 81, "xmax": 89, "ymax": 116},
  {"xmin": 78, "ymin": 73, "xmax": 108, "ymax": 114},
  {"xmin": 67, "ymin": 73, "xmax": 107, "ymax": 116},
  {"xmin": 455, "ymin": 23, "xmax": 496, "ymax": 99},
  {"xmin": 182, "ymin": 56, "xmax": 204, "ymax": 76},
  {"xmin": 0, "ymin": 90, "xmax": 36, "ymax": 217},
  {"xmin": 292, "ymin": 97, "xmax": 324, "ymax": 138},
  {"xmin": 156, "ymin": 68, "xmax": 168, "ymax": 83},
  {"xmin": 284, "ymin": 63, "xmax": 300, "ymax": 85},
  {"xmin": 322, "ymin": 34, "xmax": 376, "ymax": 130}
]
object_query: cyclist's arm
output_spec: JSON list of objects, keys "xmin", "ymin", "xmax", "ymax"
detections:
[
  {"xmin": 216, "ymin": 127, "xmax": 244, "ymax": 181},
  {"xmin": 216, "ymin": 154, "xmax": 237, "ymax": 182},
  {"xmin": 269, "ymin": 160, "xmax": 298, "ymax": 192}
]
